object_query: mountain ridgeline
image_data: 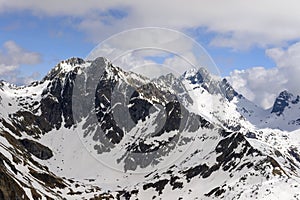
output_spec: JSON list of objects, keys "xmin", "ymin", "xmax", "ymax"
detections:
[{"xmin": 0, "ymin": 57, "xmax": 299, "ymax": 199}]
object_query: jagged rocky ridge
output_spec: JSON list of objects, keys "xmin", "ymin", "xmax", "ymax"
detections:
[
  {"xmin": 271, "ymin": 90, "xmax": 300, "ymax": 116},
  {"xmin": 0, "ymin": 57, "xmax": 299, "ymax": 199},
  {"xmin": 236, "ymin": 88, "xmax": 300, "ymax": 131}
]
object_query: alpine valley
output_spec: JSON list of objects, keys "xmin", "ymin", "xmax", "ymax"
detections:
[{"xmin": 0, "ymin": 57, "xmax": 300, "ymax": 200}]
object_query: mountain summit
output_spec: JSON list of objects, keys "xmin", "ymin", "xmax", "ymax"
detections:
[{"xmin": 271, "ymin": 90, "xmax": 300, "ymax": 116}]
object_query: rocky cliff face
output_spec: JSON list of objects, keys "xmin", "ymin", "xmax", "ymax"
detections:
[
  {"xmin": 183, "ymin": 68, "xmax": 239, "ymax": 101},
  {"xmin": 271, "ymin": 90, "xmax": 300, "ymax": 116}
]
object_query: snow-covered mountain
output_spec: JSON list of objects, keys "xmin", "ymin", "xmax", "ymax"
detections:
[
  {"xmin": 0, "ymin": 57, "xmax": 300, "ymax": 199},
  {"xmin": 237, "ymin": 89, "xmax": 300, "ymax": 131}
]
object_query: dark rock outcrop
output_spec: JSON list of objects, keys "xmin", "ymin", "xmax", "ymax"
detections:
[
  {"xmin": 271, "ymin": 90, "xmax": 299, "ymax": 116},
  {"xmin": 19, "ymin": 139, "xmax": 53, "ymax": 160},
  {"xmin": 183, "ymin": 68, "xmax": 238, "ymax": 101}
]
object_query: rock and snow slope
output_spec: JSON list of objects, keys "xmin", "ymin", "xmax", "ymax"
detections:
[
  {"xmin": 0, "ymin": 57, "xmax": 299, "ymax": 199},
  {"xmin": 237, "ymin": 90, "xmax": 300, "ymax": 131}
]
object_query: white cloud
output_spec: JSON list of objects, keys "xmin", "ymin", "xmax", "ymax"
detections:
[
  {"xmin": 2, "ymin": 71, "xmax": 41, "ymax": 86},
  {"xmin": 0, "ymin": 40, "xmax": 42, "ymax": 85},
  {"xmin": 87, "ymin": 28, "xmax": 195, "ymax": 58},
  {"xmin": 0, "ymin": 41, "xmax": 41, "ymax": 66},
  {"xmin": 1, "ymin": 0, "xmax": 300, "ymax": 49},
  {"xmin": 86, "ymin": 28, "xmax": 218, "ymax": 79},
  {"xmin": 0, "ymin": 1, "xmax": 121, "ymax": 16},
  {"xmin": 0, "ymin": 64, "xmax": 18, "ymax": 75},
  {"xmin": 163, "ymin": 52, "xmax": 197, "ymax": 75},
  {"xmin": 228, "ymin": 42, "xmax": 300, "ymax": 109}
]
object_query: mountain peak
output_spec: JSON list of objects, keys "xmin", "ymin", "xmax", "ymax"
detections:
[
  {"xmin": 182, "ymin": 67, "xmax": 210, "ymax": 84},
  {"xmin": 271, "ymin": 90, "xmax": 299, "ymax": 116},
  {"xmin": 182, "ymin": 67, "xmax": 239, "ymax": 101},
  {"xmin": 279, "ymin": 90, "xmax": 293, "ymax": 99},
  {"xmin": 43, "ymin": 57, "xmax": 86, "ymax": 81},
  {"xmin": 64, "ymin": 57, "xmax": 85, "ymax": 66}
]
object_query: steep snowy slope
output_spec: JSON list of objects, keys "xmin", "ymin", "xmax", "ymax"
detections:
[
  {"xmin": 182, "ymin": 67, "xmax": 300, "ymax": 179},
  {"xmin": 181, "ymin": 67, "xmax": 300, "ymax": 174},
  {"xmin": 0, "ymin": 79, "xmax": 114, "ymax": 198},
  {"xmin": 0, "ymin": 57, "xmax": 299, "ymax": 199}
]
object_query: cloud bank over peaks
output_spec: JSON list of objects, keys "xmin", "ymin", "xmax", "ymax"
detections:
[
  {"xmin": 0, "ymin": 40, "xmax": 42, "ymax": 85},
  {"xmin": 2, "ymin": 0, "xmax": 300, "ymax": 49},
  {"xmin": 228, "ymin": 42, "xmax": 300, "ymax": 109}
]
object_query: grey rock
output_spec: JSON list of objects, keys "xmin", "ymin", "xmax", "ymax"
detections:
[{"xmin": 19, "ymin": 139, "xmax": 53, "ymax": 160}]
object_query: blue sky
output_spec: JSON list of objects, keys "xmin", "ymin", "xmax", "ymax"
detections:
[
  {"xmin": 0, "ymin": 11, "xmax": 275, "ymax": 77},
  {"xmin": 0, "ymin": 12, "xmax": 92, "ymax": 77},
  {"xmin": 1, "ymin": 0, "xmax": 300, "ymax": 108}
]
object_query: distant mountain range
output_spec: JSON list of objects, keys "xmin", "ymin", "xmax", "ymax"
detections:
[{"xmin": 0, "ymin": 57, "xmax": 299, "ymax": 199}]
